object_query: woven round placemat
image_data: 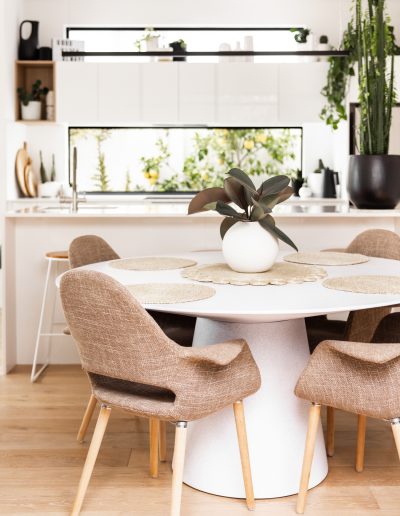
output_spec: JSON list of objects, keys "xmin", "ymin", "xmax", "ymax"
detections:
[
  {"xmin": 284, "ymin": 251, "xmax": 369, "ymax": 266},
  {"xmin": 110, "ymin": 257, "xmax": 197, "ymax": 271},
  {"xmin": 323, "ymin": 275, "xmax": 400, "ymax": 295},
  {"xmin": 127, "ymin": 283, "xmax": 216, "ymax": 304},
  {"xmin": 181, "ymin": 262, "xmax": 327, "ymax": 286}
]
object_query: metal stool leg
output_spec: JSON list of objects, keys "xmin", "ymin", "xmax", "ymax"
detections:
[{"xmin": 31, "ymin": 259, "xmax": 53, "ymax": 382}]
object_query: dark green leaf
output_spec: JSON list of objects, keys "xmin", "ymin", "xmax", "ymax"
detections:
[
  {"xmin": 224, "ymin": 177, "xmax": 248, "ymax": 210},
  {"xmin": 188, "ymin": 187, "xmax": 230, "ymax": 214},
  {"xmin": 227, "ymin": 168, "xmax": 257, "ymax": 193},
  {"xmin": 258, "ymin": 175, "xmax": 290, "ymax": 196},
  {"xmin": 259, "ymin": 217, "xmax": 298, "ymax": 251},
  {"xmin": 220, "ymin": 217, "xmax": 239, "ymax": 239},
  {"xmin": 250, "ymin": 198, "xmax": 272, "ymax": 220},
  {"xmin": 215, "ymin": 200, "xmax": 246, "ymax": 219},
  {"xmin": 260, "ymin": 185, "xmax": 294, "ymax": 208}
]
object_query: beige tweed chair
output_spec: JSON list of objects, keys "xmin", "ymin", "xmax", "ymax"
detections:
[
  {"xmin": 68, "ymin": 235, "xmax": 196, "ymax": 475},
  {"xmin": 306, "ymin": 228, "xmax": 400, "ymax": 459},
  {"xmin": 295, "ymin": 313, "xmax": 400, "ymax": 514},
  {"xmin": 60, "ymin": 270, "xmax": 261, "ymax": 516}
]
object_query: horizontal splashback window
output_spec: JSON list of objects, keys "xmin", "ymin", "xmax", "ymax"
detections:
[{"xmin": 69, "ymin": 126, "xmax": 302, "ymax": 193}]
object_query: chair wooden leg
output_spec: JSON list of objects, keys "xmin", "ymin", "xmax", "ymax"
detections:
[
  {"xmin": 71, "ymin": 405, "xmax": 111, "ymax": 516},
  {"xmin": 77, "ymin": 394, "xmax": 97, "ymax": 443},
  {"xmin": 170, "ymin": 422, "xmax": 187, "ymax": 516},
  {"xmin": 296, "ymin": 403, "xmax": 321, "ymax": 515},
  {"xmin": 233, "ymin": 400, "xmax": 255, "ymax": 511},
  {"xmin": 390, "ymin": 418, "xmax": 400, "ymax": 460},
  {"xmin": 149, "ymin": 418, "xmax": 160, "ymax": 478},
  {"xmin": 326, "ymin": 406, "xmax": 335, "ymax": 457},
  {"xmin": 160, "ymin": 420, "xmax": 167, "ymax": 462},
  {"xmin": 355, "ymin": 415, "xmax": 367, "ymax": 472}
]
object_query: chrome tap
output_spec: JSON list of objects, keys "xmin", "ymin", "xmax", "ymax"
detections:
[{"xmin": 60, "ymin": 146, "xmax": 86, "ymax": 212}]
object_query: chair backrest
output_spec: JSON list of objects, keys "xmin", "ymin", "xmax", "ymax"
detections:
[
  {"xmin": 69, "ymin": 235, "xmax": 120, "ymax": 269},
  {"xmin": 60, "ymin": 270, "xmax": 177, "ymax": 387},
  {"xmin": 372, "ymin": 313, "xmax": 400, "ymax": 343},
  {"xmin": 346, "ymin": 229, "xmax": 400, "ymax": 260}
]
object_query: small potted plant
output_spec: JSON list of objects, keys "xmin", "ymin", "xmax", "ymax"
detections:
[
  {"xmin": 135, "ymin": 27, "xmax": 160, "ymax": 51},
  {"xmin": 37, "ymin": 152, "xmax": 61, "ymax": 197},
  {"xmin": 17, "ymin": 80, "xmax": 49, "ymax": 121},
  {"xmin": 169, "ymin": 39, "xmax": 187, "ymax": 61},
  {"xmin": 188, "ymin": 168, "xmax": 297, "ymax": 273}
]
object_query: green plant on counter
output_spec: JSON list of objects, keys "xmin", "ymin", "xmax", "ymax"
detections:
[
  {"xmin": 320, "ymin": 0, "xmax": 398, "ymax": 134},
  {"xmin": 290, "ymin": 27, "xmax": 310, "ymax": 43},
  {"xmin": 91, "ymin": 129, "xmax": 111, "ymax": 191},
  {"xmin": 17, "ymin": 80, "xmax": 49, "ymax": 106},
  {"xmin": 39, "ymin": 150, "xmax": 48, "ymax": 183},
  {"xmin": 50, "ymin": 154, "xmax": 56, "ymax": 182},
  {"xmin": 188, "ymin": 167, "xmax": 298, "ymax": 250},
  {"xmin": 140, "ymin": 136, "xmax": 171, "ymax": 187}
]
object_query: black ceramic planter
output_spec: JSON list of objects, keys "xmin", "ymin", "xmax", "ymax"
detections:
[{"xmin": 348, "ymin": 155, "xmax": 400, "ymax": 209}]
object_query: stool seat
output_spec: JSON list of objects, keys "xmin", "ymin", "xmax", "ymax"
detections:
[{"xmin": 46, "ymin": 250, "xmax": 69, "ymax": 260}]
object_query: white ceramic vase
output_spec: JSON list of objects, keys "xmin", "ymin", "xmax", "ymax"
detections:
[
  {"xmin": 222, "ymin": 221, "xmax": 279, "ymax": 273},
  {"xmin": 308, "ymin": 173, "xmax": 323, "ymax": 197},
  {"xmin": 21, "ymin": 101, "xmax": 41, "ymax": 121}
]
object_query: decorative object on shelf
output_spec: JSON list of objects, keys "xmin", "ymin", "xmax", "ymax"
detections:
[
  {"xmin": 18, "ymin": 20, "xmax": 39, "ymax": 60},
  {"xmin": 169, "ymin": 39, "xmax": 186, "ymax": 61},
  {"xmin": 52, "ymin": 38, "xmax": 85, "ymax": 61},
  {"xmin": 347, "ymin": 0, "xmax": 400, "ymax": 209},
  {"xmin": 188, "ymin": 168, "xmax": 297, "ymax": 273},
  {"xmin": 50, "ymin": 153, "xmax": 56, "ymax": 182},
  {"xmin": 323, "ymin": 275, "xmax": 400, "ymax": 295},
  {"xmin": 135, "ymin": 27, "xmax": 160, "ymax": 61},
  {"xmin": 219, "ymin": 42, "xmax": 231, "ymax": 63},
  {"xmin": 322, "ymin": 167, "xmax": 339, "ymax": 198},
  {"xmin": 17, "ymin": 79, "xmax": 49, "ymax": 120},
  {"xmin": 316, "ymin": 35, "xmax": 330, "ymax": 61},
  {"xmin": 39, "ymin": 150, "xmax": 47, "ymax": 183},
  {"xmin": 298, "ymin": 179, "xmax": 312, "ymax": 199},
  {"xmin": 291, "ymin": 26, "xmax": 315, "ymax": 62},
  {"xmin": 126, "ymin": 283, "xmax": 216, "ymax": 304},
  {"xmin": 284, "ymin": 251, "xmax": 369, "ymax": 266},
  {"xmin": 243, "ymin": 36, "xmax": 254, "ymax": 62},
  {"xmin": 182, "ymin": 262, "xmax": 327, "ymax": 286},
  {"xmin": 38, "ymin": 46, "xmax": 52, "ymax": 60},
  {"xmin": 110, "ymin": 257, "xmax": 197, "ymax": 271},
  {"xmin": 24, "ymin": 162, "xmax": 37, "ymax": 197},
  {"xmin": 15, "ymin": 142, "xmax": 31, "ymax": 197},
  {"xmin": 46, "ymin": 90, "xmax": 55, "ymax": 121},
  {"xmin": 308, "ymin": 159, "xmax": 325, "ymax": 197},
  {"xmin": 291, "ymin": 27, "xmax": 310, "ymax": 44},
  {"xmin": 292, "ymin": 169, "xmax": 304, "ymax": 197}
]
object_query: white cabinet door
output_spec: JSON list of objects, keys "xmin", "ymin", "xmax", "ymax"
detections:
[
  {"xmin": 179, "ymin": 64, "xmax": 216, "ymax": 124},
  {"xmin": 216, "ymin": 63, "xmax": 279, "ymax": 125},
  {"xmin": 56, "ymin": 62, "xmax": 98, "ymax": 124},
  {"xmin": 98, "ymin": 64, "xmax": 141, "ymax": 124},
  {"xmin": 141, "ymin": 63, "xmax": 179, "ymax": 123},
  {"xmin": 279, "ymin": 63, "xmax": 329, "ymax": 125}
]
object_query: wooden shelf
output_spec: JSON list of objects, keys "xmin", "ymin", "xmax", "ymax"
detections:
[{"xmin": 15, "ymin": 60, "xmax": 56, "ymax": 122}]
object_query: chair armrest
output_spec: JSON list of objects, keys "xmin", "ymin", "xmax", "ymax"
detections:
[
  {"xmin": 324, "ymin": 340, "xmax": 400, "ymax": 364},
  {"xmin": 182, "ymin": 339, "xmax": 247, "ymax": 366}
]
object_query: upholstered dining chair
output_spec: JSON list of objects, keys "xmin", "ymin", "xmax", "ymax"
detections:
[
  {"xmin": 60, "ymin": 270, "xmax": 261, "ymax": 516},
  {"xmin": 295, "ymin": 312, "xmax": 400, "ymax": 514},
  {"xmin": 68, "ymin": 235, "xmax": 196, "ymax": 475},
  {"xmin": 305, "ymin": 228, "xmax": 400, "ymax": 458}
]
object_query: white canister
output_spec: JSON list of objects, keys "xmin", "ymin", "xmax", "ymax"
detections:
[
  {"xmin": 38, "ymin": 181, "xmax": 62, "ymax": 198},
  {"xmin": 307, "ymin": 173, "xmax": 324, "ymax": 198}
]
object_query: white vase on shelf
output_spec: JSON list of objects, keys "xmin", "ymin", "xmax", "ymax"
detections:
[
  {"xmin": 21, "ymin": 101, "xmax": 41, "ymax": 121},
  {"xmin": 222, "ymin": 221, "xmax": 279, "ymax": 273}
]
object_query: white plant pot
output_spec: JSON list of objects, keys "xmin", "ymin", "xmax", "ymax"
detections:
[
  {"xmin": 308, "ymin": 173, "xmax": 323, "ymax": 197},
  {"xmin": 21, "ymin": 101, "xmax": 41, "ymax": 121},
  {"xmin": 38, "ymin": 181, "xmax": 61, "ymax": 198},
  {"xmin": 222, "ymin": 221, "xmax": 279, "ymax": 273}
]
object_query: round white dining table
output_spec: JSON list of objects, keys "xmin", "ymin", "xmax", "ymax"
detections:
[{"xmin": 59, "ymin": 251, "xmax": 400, "ymax": 499}]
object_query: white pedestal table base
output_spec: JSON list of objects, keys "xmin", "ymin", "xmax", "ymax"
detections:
[{"xmin": 183, "ymin": 317, "xmax": 328, "ymax": 499}]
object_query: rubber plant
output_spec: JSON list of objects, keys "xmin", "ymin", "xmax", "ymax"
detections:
[{"xmin": 188, "ymin": 168, "xmax": 298, "ymax": 250}]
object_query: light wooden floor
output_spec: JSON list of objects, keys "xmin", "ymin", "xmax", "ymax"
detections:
[{"xmin": 0, "ymin": 366, "xmax": 399, "ymax": 515}]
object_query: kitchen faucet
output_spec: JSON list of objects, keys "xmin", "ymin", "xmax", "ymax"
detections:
[{"xmin": 60, "ymin": 146, "xmax": 86, "ymax": 212}]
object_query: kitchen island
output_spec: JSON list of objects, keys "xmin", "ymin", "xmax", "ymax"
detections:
[{"xmin": 2, "ymin": 200, "xmax": 400, "ymax": 372}]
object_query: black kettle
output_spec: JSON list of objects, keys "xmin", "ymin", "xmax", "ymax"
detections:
[
  {"xmin": 322, "ymin": 168, "xmax": 339, "ymax": 198},
  {"xmin": 18, "ymin": 20, "xmax": 39, "ymax": 60}
]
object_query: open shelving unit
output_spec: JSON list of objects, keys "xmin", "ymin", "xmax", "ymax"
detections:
[{"xmin": 15, "ymin": 60, "xmax": 55, "ymax": 123}]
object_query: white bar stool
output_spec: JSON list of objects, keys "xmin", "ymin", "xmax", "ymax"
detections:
[{"xmin": 31, "ymin": 250, "xmax": 70, "ymax": 382}]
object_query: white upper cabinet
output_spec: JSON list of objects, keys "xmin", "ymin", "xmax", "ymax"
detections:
[
  {"xmin": 56, "ymin": 62, "xmax": 98, "ymax": 124},
  {"xmin": 178, "ymin": 64, "xmax": 216, "ymax": 124},
  {"xmin": 278, "ymin": 63, "xmax": 329, "ymax": 124},
  {"xmin": 216, "ymin": 63, "xmax": 279, "ymax": 125},
  {"xmin": 98, "ymin": 64, "xmax": 141, "ymax": 124},
  {"xmin": 141, "ymin": 63, "xmax": 179, "ymax": 123}
]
